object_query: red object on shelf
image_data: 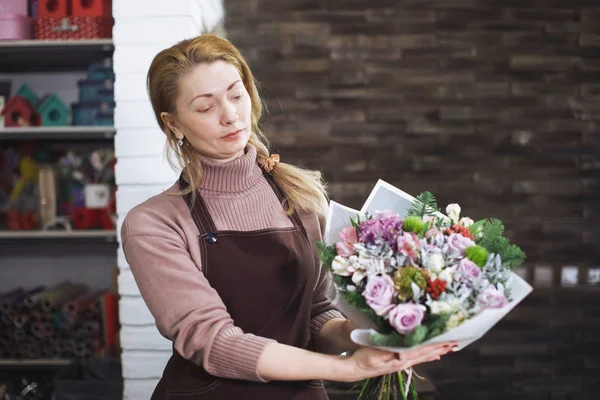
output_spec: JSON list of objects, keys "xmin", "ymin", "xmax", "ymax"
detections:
[
  {"xmin": 5, "ymin": 210, "xmax": 39, "ymax": 230},
  {"xmin": 34, "ymin": 16, "xmax": 113, "ymax": 39},
  {"xmin": 72, "ymin": 207, "xmax": 97, "ymax": 229},
  {"xmin": 71, "ymin": 0, "xmax": 111, "ymax": 18},
  {"xmin": 38, "ymin": 0, "xmax": 69, "ymax": 18},
  {"xmin": 0, "ymin": 96, "xmax": 40, "ymax": 127},
  {"xmin": 72, "ymin": 207, "xmax": 113, "ymax": 229}
]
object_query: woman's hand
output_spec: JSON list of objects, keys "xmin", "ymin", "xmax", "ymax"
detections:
[{"xmin": 341, "ymin": 342, "xmax": 456, "ymax": 383}]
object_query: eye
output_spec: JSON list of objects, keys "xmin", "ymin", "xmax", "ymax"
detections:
[{"xmin": 198, "ymin": 107, "xmax": 212, "ymax": 113}]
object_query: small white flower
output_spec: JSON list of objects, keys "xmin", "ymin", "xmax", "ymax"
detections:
[
  {"xmin": 445, "ymin": 311, "xmax": 467, "ymax": 330},
  {"xmin": 423, "ymin": 252, "xmax": 444, "ymax": 272},
  {"xmin": 459, "ymin": 217, "xmax": 474, "ymax": 228},
  {"xmin": 430, "ymin": 301, "xmax": 453, "ymax": 315},
  {"xmin": 351, "ymin": 270, "xmax": 367, "ymax": 285},
  {"xmin": 446, "ymin": 204, "xmax": 461, "ymax": 224},
  {"xmin": 331, "ymin": 256, "xmax": 353, "ymax": 276},
  {"xmin": 438, "ymin": 267, "xmax": 455, "ymax": 284},
  {"xmin": 346, "ymin": 285, "xmax": 356, "ymax": 292}
]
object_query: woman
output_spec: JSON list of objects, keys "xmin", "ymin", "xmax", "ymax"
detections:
[{"xmin": 121, "ymin": 34, "xmax": 455, "ymax": 399}]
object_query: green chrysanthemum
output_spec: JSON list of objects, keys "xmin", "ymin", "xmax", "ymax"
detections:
[
  {"xmin": 465, "ymin": 245, "xmax": 489, "ymax": 268},
  {"xmin": 402, "ymin": 216, "xmax": 425, "ymax": 234},
  {"xmin": 393, "ymin": 266, "xmax": 429, "ymax": 300}
]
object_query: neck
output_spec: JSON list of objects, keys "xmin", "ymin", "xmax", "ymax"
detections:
[{"xmin": 197, "ymin": 144, "xmax": 263, "ymax": 194}]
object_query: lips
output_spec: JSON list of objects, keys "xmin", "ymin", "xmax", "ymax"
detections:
[{"xmin": 223, "ymin": 129, "xmax": 243, "ymax": 139}]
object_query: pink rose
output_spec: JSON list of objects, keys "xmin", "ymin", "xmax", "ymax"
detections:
[
  {"xmin": 336, "ymin": 226, "xmax": 358, "ymax": 257},
  {"xmin": 446, "ymin": 233, "xmax": 475, "ymax": 258},
  {"xmin": 456, "ymin": 258, "xmax": 481, "ymax": 282},
  {"xmin": 362, "ymin": 275, "xmax": 395, "ymax": 316},
  {"xmin": 388, "ymin": 303, "xmax": 426, "ymax": 334},
  {"xmin": 397, "ymin": 232, "xmax": 422, "ymax": 261},
  {"xmin": 478, "ymin": 286, "xmax": 508, "ymax": 309}
]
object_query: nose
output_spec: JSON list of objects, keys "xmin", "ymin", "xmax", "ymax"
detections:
[{"xmin": 220, "ymin": 101, "xmax": 238, "ymax": 126}]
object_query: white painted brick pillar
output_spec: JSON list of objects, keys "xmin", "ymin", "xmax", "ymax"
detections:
[{"xmin": 112, "ymin": 1, "xmax": 225, "ymax": 398}]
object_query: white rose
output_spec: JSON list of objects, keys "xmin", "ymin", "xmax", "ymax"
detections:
[
  {"xmin": 438, "ymin": 267, "xmax": 455, "ymax": 284},
  {"xmin": 331, "ymin": 256, "xmax": 353, "ymax": 276},
  {"xmin": 445, "ymin": 311, "xmax": 467, "ymax": 330},
  {"xmin": 423, "ymin": 252, "xmax": 444, "ymax": 272},
  {"xmin": 459, "ymin": 217, "xmax": 474, "ymax": 228},
  {"xmin": 430, "ymin": 301, "xmax": 453, "ymax": 315},
  {"xmin": 446, "ymin": 204, "xmax": 461, "ymax": 223}
]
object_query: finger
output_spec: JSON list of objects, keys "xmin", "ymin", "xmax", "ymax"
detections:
[{"xmin": 393, "ymin": 349, "xmax": 443, "ymax": 371}]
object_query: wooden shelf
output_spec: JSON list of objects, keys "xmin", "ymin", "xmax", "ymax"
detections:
[
  {"xmin": 0, "ymin": 126, "xmax": 115, "ymax": 140},
  {"xmin": 0, "ymin": 230, "xmax": 116, "ymax": 241},
  {"xmin": 0, "ymin": 39, "xmax": 114, "ymax": 73},
  {"xmin": 0, "ymin": 358, "xmax": 73, "ymax": 367}
]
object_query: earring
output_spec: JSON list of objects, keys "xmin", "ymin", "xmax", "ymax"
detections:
[{"xmin": 177, "ymin": 137, "xmax": 184, "ymax": 147}]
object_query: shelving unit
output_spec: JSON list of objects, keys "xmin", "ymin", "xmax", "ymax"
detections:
[
  {"xmin": 0, "ymin": 126, "xmax": 116, "ymax": 140},
  {"xmin": 0, "ymin": 39, "xmax": 114, "ymax": 73},
  {"xmin": 0, "ymin": 34, "xmax": 120, "ymax": 398}
]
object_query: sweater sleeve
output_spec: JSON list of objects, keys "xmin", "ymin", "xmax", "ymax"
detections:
[
  {"xmin": 309, "ymin": 212, "xmax": 346, "ymax": 339},
  {"xmin": 121, "ymin": 206, "xmax": 276, "ymax": 383}
]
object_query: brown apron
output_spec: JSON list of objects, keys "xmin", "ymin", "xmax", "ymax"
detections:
[{"xmin": 150, "ymin": 170, "xmax": 331, "ymax": 399}]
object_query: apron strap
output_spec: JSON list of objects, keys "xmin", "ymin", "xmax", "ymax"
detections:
[
  {"xmin": 179, "ymin": 174, "xmax": 216, "ymax": 235},
  {"xmin": 179, "ymin": 168, "xmax": 308, "ymax": 240},
  {"xmin": 262, "ymin": 170, "xmax": 309, "ymax": 240}
]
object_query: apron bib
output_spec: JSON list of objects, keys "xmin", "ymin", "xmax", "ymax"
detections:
[{"xmin": 151, "ymin": 170, "xmax": 329, "ymax": 400}]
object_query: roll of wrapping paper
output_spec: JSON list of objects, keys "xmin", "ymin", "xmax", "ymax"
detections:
[
  {"xmin": 38, "ymin": 164, "xmax": 57, "ymax": 226},
  {"xmin": 62, "ymin": 290, "xmax": 104, "ymax": 317},
  {"xmin": 0, "ymin": 287, "xmax": 121, "ymax": 359},
  {"xmin": 25, "ymin": 282, "xmax": 72, "ymax": 308},
  {"xmin": 0, "ymin": 288, "xmax": 25, "ymax": 313},
  {"xmin": 41, "ymin": 283, "xmax": 88, "ymax": 312}
]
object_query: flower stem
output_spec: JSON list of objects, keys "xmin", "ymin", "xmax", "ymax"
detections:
[{"xmin": 397, "ymin": 371, "xmax": 408, "ymax": 400}]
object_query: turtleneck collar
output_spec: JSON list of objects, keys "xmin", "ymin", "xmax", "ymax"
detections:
[{"xmin": 199, "ymin": 144, "xmax": 263, "ymax": 194}]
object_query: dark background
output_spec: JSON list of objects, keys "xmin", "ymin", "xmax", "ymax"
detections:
[{"xmin": 224, "ymin": 1, "xmax": 599, "ymax": 399}]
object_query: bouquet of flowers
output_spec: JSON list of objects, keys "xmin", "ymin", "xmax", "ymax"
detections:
[{"xmin": 318, "ymin": 180, "xmax": 533, "ymax": 400}]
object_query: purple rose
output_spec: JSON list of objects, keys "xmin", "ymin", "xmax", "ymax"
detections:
[
  {"xmin": 446, "ymin": 233, "xmax": 475, "ymax": 258},
  {"xmin": 456, "ymin": 258, "xmax": 481, "ymax": 282},
  {"xmin": 362, "ymin": 275, "xmax": 395, "ymax": 316},
  {"xmin": 478, "ymin": 286, "xmax": 508, "ymax": 309},
  {"xmin": 388, "ymin": 303, "xmax": 426, "ymax": 334}
]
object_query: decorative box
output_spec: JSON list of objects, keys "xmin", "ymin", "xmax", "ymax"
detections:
[
  {"xmin": 71, "ymin": 101, "xmax": 114, "ymax": 126},
  {"xmin": 34, "ymin": 16, "xmax": 113, "ymax": 40},
  {"xmin": 0, "ymin": 0, "xmax": 29, "ymax": 16},
  {"xmin": 0, "ymin": 13, "xmax": 33, "ymax": 40},
  {"xmin": 78, "ymin": 79, "xmax": 114, "ymax": 103},
  {"xmin": 38, "ymin": 0, "xmax": 68, "ymax": 18}
]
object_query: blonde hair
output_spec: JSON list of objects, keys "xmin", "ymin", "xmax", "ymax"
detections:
[{"xmin": 146, "ymin": 34, "xmax": 327, "ymax": 215}]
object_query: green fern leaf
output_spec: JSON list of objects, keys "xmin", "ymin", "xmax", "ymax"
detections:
[
  {"xmin": 316, "ymin": 241, "xmax": 337, "ymax": 268},
  {"xmin": 407, "ymin": 191, "xmax": 439, "ymax": 218}
]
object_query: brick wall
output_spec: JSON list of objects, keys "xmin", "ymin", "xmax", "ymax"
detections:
[{"xmin": 223, "ymin": 1, "xmax": 600, "ymax": 398}]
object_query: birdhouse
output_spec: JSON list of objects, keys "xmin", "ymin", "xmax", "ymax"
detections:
[
  {"xmin": 72, "ymin": 0, "xmax": 112, "ymax": 18},
  {"xmin": 1, "ymin": 96, "xmax": 40, "ymax": 127},
  {"xmin": 15, "ymin": 84, "xmax": 39, "ymax": 109},
  {"xmin": 36, "ymin": 93, "xmax": 69, "ymax": 127},
  {"xmin": 38, "ymin": 0, "xmax": 69, "ymax": 18}
]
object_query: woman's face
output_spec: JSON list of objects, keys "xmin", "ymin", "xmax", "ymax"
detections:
[{"xmin": 162, "ymin": 60, "xmax": 252, "ymax": 163}]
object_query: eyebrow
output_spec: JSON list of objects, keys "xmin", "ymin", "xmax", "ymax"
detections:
[{"xmin": 189, "ymin": 80, "xmax": 242, "ymax": 105}]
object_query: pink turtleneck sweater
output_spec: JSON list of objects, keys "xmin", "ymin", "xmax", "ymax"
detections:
[{"xmin": 121, "ymin": 144, "xmax": 343, "ymax": 382}]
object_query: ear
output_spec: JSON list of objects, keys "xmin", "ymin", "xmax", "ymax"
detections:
[{"xmin": 160, "ymin": 112, "xmax": 180, "ymax": 136}]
